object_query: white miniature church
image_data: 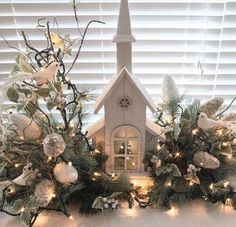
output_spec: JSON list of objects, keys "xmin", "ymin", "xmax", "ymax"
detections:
[{"xmin": 87, "ymin": 0, "xmax": 164, "ymax": 174}]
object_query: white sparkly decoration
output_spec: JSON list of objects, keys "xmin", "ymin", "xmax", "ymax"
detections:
[
  {"xmin": 10, "ymin": 114, "xmax": 41, "ymax": 141},
  {"xmin": 162, "ymin": 75, "xmax": 180, "ymax": 103},
  {"xmin": 43, "ymin": 133, "xmax": 66, "ymax": 157},
  {"xmin": 34, "ymin": 179, "xmax": 55, "ymax": 207},
  {"xmin": 53, "ymin": 162, "xmax": 78, "ymax": 184},
  {"xmin": 193, "ymin": 152, "xmax": 220, "ymax": 169}
]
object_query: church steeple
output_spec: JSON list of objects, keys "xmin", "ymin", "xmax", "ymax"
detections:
[{"xmin": 113, "ymin": 0, "xmax": 136, "ymax": 73}]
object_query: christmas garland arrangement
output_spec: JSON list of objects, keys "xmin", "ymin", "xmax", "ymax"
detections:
[
  {"xmin": 144, "ymin": 76, "xmax": 236, "ymax": 210},
  {"xmin": 0, "ymin": 3, "xmax": 132, "ymax": 226}
]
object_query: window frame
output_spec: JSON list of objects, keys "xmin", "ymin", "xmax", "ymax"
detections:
[{"xmin": 111, "ymin": 125, "xmax": 141, "ymax": 172}]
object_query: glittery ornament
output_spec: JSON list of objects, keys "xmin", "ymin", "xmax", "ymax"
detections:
[
  {"xmin": 43, "ymin": 133, "xmax": 66, "ymax": 157},
  {"xmin": 34, "ymin": 179, "xmax": 55, "ymax": 207},
  {"xmin": 53, "ymin": 162, "xmax": 78, "ymax": 184},
  {"xmin": 193, "ymin": 152, "xmax": 220, "ymax": 169},
  {"xmin": 200, "ymin": 97, "xmax": 224, "ymax": 116}
]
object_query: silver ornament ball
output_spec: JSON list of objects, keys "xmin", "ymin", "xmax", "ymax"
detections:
[{"xmin": 43, "ymin": 133, "xmax": 66, "ymax": 157}]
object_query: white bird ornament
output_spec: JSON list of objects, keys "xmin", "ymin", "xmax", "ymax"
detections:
[
  {"xmin": 198, "ymin": 112, "xmax": 236, "ymax": 132},
  {"xmin": 32, "ymin": 62, "xmax": 60, "ymax": 85},
  {"xmin": 0, "ymin": 163, "xmax": 40, "ymax": 188}
]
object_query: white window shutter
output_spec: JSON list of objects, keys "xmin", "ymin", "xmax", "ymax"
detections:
[{"xmin": 0, "ymin": 0, "xmax": 236, "ymax": 124}]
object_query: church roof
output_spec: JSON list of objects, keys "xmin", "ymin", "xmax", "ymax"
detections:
[
  {"xmin": 94, "ymin": 67, "xmax": 156, "ymax": 114},
  {"xmin": 87, "ymin": 116, "xmax": 165, "ymax": 142},
  {"xmin": 113, "ymin": 0, "xmax": 136, "ymax": 43}
]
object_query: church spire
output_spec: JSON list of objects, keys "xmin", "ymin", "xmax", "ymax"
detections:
[
  {"xmin": 113, "ymin": 0, "xmax": 135, "ymax": 73},
  {"xmin": 113, "ymin": 0, "xmax": 136, "ymax": 43}
]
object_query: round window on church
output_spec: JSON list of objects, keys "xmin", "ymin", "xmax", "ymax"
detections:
[{"xmin": 118, "ymin": 96, "xmax": 132, "ymax": 109}]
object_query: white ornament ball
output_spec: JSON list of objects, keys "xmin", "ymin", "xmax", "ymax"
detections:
[
  {"xmin": 104, "ymin": 203, "xmax": 109, "ymax": 209},
  {"xmin": 103, "ymin": 197, "xmax": 107, "ymax": 202},
  {"xmin": 10, "ymin": 114, "xmax": 41, "ymax": 141},
  {"xmin": 53, "ymin": 162, "xmax": 78, "ymax": 184},
  {"xmin": 112, "ymin": 203, "xmax": 116, "ymax": 209},
  {"xmin": 34, "ymin": 179, "xmax": 55, "ymax": 207},
  {"xmin": 43, "ymin": 133, "xmax": 66, "ymax": 157}
]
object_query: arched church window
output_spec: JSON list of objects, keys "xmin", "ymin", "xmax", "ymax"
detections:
[{"xmin": 112, "ymin": 126, "xmax": 141, "ymax": 171}]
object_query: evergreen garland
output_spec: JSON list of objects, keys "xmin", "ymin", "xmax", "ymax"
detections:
[
  {"xmin": 0, "ymin": 7, "xmax": 132, "ymax": 226},
  {"xmin": 144, "ymin": 76, "xmax": 236, "ymax": 210}
]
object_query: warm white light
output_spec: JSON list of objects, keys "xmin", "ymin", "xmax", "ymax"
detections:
[
  {"xmin": 233, "ymin": 138, "xmax": 236, "ymax": 145},
  {"xmin": 94, "ymin": 149, "xmax": 101, "ymax": 154},
  {"xmin": 68, "ymin": 162, "xmax": 72, "ymax": 166},
  {"xmin": 192, "ymin": 128, "xmax": 199, "ymax": 135},
  {"xmin": 166, "ymin": 181, "xmax": 172, "ymax": 187},
  {"xmin": 189, "ymin": 181, "xmax": 194, "ymax": 186},
  {"xmin": 48, "ymin": 156, "xmax": 52, "ymax": 161},
  {"xmin": 166, "ymin": 206, "xmax": 179, "ymax": 217},
  {"xmin": 14, "ymin": 163, "xmax": 20, "ymax": 168},
  {"xmin": 175, "ymin": 152, "xmax": 181, "ymax": 158},
  {"xmin": 225, "ymin": 198, "xmax": 232, "ymax": 206},
  {"xmin": 227, "ymin": 155, "xmax": 233, "ymax": 160},
  {"xmin": 69, "ymin": 215, "xmax": 74, "ymax": 220},
  {"xmin": 209, "ymin": 183, "xmax": 214, "ymax": 190},
  {"xmin": 200, "ymin": 162, "xmax": 203, "ymax": 166},
  {"xmin": 217, "ymin": 130, "xmax": 223, "ymax": 136},
  {"xmin": 222, "ymin": 142, "xmax": 230, "ymax": 147},
  {"xmin": 120, "ymin": 145, "xmax": 124, "ymax": 149},
  {"xmin": 156, "ymin": 144, "xmax": 161, "ymax": 151},
  {"xmin": 224, "ymin": 182, "xmax": 230, "ymax": 188},
  {"xmin": 20, "ymin": 207, "xmax": 25, "ymax": 213},
  {"xmin": 94, "ymin": 172, "xmax": 101, "ymax": 177},
  {"xmin": 52, "ymin": 193, "xmax": 56, "ymax": 198},
  {"xmin": 111, "ymin": 173, "xmax": 116, "ymax": 178}
]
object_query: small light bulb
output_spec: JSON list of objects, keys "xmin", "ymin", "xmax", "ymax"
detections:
[
  {"xmin": 20, "ymin": 207, "xmax": 25, "ymax": 213},
  {"xmin": 192, "ymin": 128, "xmax": 198, "ymax": 135},
  {"xmin": 227, "ymin": 155, "xmax": 233, "ymax": 160},
  {"xmin": 131, "ymin": 193, "xmax": 135, "ymax": 198},
  {"xmin": 217, "ymin": 129, "xmax": 223, "ymax": 136},
  {"xmin": 94, "ymin": 149, "xmax": 101, "ymax": 154},
  {"xmin": 200, "ymin": 162, "xmax": 203, "ymax": 166},
  {"xmin": 209, "ymin": 183, "xmax": 214, "ymax": 190},
  {"xmin": 156, "ymin": 144, "xmax": 161, "ymax": 151},
  {"xmin": 222, "ymin": 142, "xmax": 229, "ymax": 147},
  {"xmin": 92, "ymin": 177, "xmax": 96, "ymax": 181},
  {"xmin": 167, "ymin": 181, "xmax": 172, "ymax": 187},
  {"xmin": 14, "ymin": 164, "xmax": 20, "ymax": 168},
  {"xmin": 223, "ymin": 182, "xmax": 230, "ymax": 188},
  {"xmin": 175, "ymin": 152, "xmax": 180, "ymax": 158},
  {"xmin": 111, "ymin": 173, "xmax": 116, "ymax": 178},
  {"xmin": 189, "ymin": 181, "xmax": 194, "ymax": 186},
  {"xmin": 68, "ymin": 162, "xmax": 72, "ymax": 166},
  {"xmin": 225, "ymin": 198, "xmax": 232, "ymax": 206},
  {"xmin": 94, "ymin": 172, "xmax": 101, "ymax": 177},
  {"xmin": 233, "ymin": 138, "xmax": 236, "ymax": 145},
  {"xmin": 69, "ymin": 215, "xmax": 74, "ymax": 220},
  {"xmin": 48, "ymin": 156, "xmax": 52, "ymax": 161},
  {"xmin": 52, "ymin": 193, "xmax": 56, "ymax": 198}
]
